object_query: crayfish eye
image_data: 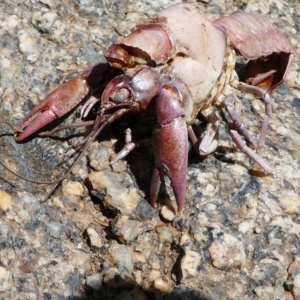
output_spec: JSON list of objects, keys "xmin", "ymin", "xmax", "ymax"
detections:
[{"xmin": 114, "ymin": 88, "xmax": 130, "ymax": 103}]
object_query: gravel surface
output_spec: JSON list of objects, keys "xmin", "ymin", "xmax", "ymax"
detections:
[{"xmin": 0, "ymin": 0, "xmax": 299, "ymax": 299}]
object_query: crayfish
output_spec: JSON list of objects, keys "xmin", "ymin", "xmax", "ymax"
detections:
[{"xmin": 13, "ymin": 3, "xmax": 294, "ymax": 212}]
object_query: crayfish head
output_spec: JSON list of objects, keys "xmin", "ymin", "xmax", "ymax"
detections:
[
  {"xmin": 101, "ymin": 66, "xmax": 160, "ymax": 113},
  {"xmin": 101, "ymin": 74, "xmax": 136, "ymax": 112}
]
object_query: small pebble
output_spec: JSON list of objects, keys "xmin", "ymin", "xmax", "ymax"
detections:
[
  {"xmin": 153, "ymin": 277, "xmax": 171, "ymax": 294},
  {"xmin": 160, "ymin": 205, "xmax": 176, "ymax": 221},
  {"xmin": 89, "ymin": 171, "xmax": 141, "ymax": 214},
  {"xmin": 290, "ymin": 273, "xmax": 300, "ymax": 297},
  {"xmin": 17, "ymin": 29, "xmax": 40, "ymax": 62},
  {"xmin": 86, "ymin": 273, "xmax": 102, "ymax": 291},
  {"xmin": 132, "ymin": 252, "xmax": 146, "ymax": 264},
  {"xmin": 254, "ymin": 227, "xmax": 262, "ymax": 234},
  {"xmin": 0, "ymin": 190, "xmax": 12, "ymax": 211},
  {"xmin": 276, "ymin": 126, "xmax": 289, "ymax": 136},
  {"xmin": 280, "ymin": 190, "xmax": 300, "ymax": 214},
  {"xmin": 31, "ymin": 11, "xmax": 59, "ymax": 33},
  {"xmin": 103, "ymin": 267, "xmax": 133, "ymax": 287},
  {"xmin": 112, "ymin": 215, "xmax": 144, "ymax": 244},
  {"xmin": 148, "ymin": 253, "xmax": 161, "ymax": 270},
  {"xmin": 88, "ymin": 142, "xmax": 111, "ymax": 171},
  {"xmin": 180, "ymin": 248, "xmax": 201, "ymax": 279},
  {"xmin": 0, "ymin": 266, "xmax": 9, "ymax": 282},
  {"xmin": 86, "ymin": 227, "xmax": 103, "ymax": 248},
  {"xmin": 156, "ymin": 227, "xmax": 173, "ymax": 244},
  {"xmin": 238, "ymin": 220, "xmax": 256, "ymax": 233},
  {"xmin": 108, "ymin": 241, "xmax": 133, "ymax": 272},
  {"xmin": 62, "ymin": 181, "xmax": 85, "ymax": 201},
  {"xmin": 111, "ymin": 160, "xmax": 127, "ymax": 173},
  {"xmin": 133, "ymin": 270, "xmax": 143, "ymax": 286},
  {"xmin": 208, "ymin": 233, "xmax": 246, "ymax": 270}
]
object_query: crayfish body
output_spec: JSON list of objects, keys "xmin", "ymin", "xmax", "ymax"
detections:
[{"xmin": 14, "ymin": 3, "xmax": 294, "ymax": 212}]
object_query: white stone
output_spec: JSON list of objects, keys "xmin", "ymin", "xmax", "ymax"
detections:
[
  {"xmin": 181, "ymin": 248, "xmax": 201, "ymax": 278},
  {"xmin": 89, "ymin": 171, "xmax": 141, "ymax": 214},
  {"xmin": 17, "ymin": 29, "xmax": 40, "ymax": 62},
  {"xmin": 86, "ymin": 227, "xmax": 103, "ymax": 248},
  {"xmin": 208, "ymin": 233, "xmax": 246, "ymax": 270},
  {"xmin": 160, "ymin": 205, "xmax": 176, "ymax": 221}
]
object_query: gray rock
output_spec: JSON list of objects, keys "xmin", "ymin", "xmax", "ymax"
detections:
[
  {"xmin": 89, "ymin": 170, "xmax": 141, "ymax": 214},
  {"xmin": 86, "ymin": 272, "xmax": 103, "ymax": 291},
  {"xmin": 112, "ymin": 215, "xmax": 145, "ymax": 244},
  {"xmin": 108, "ymin": 241, "xmax": 134, "ymax": 272}
]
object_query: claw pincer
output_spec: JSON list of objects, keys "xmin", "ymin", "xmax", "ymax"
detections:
[
  {"xmin": 14, "ymin": 62, "xmax": 111, "ymax": 142},
  {"xmin": 14, "ymin": 78, "xmax": 88, "ymax": 142},
  {"xmin": 150, "ymin": 86, "xmax": 188, "ymax": 212}
]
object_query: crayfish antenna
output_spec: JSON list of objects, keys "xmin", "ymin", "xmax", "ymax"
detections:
[
  {"xmin": 0, "ymin": 119, "xmax": 70, "ymax": 184},
  {"xmin": 0, "ymin": 110, "xmax": 129, "ymax": 192}
]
